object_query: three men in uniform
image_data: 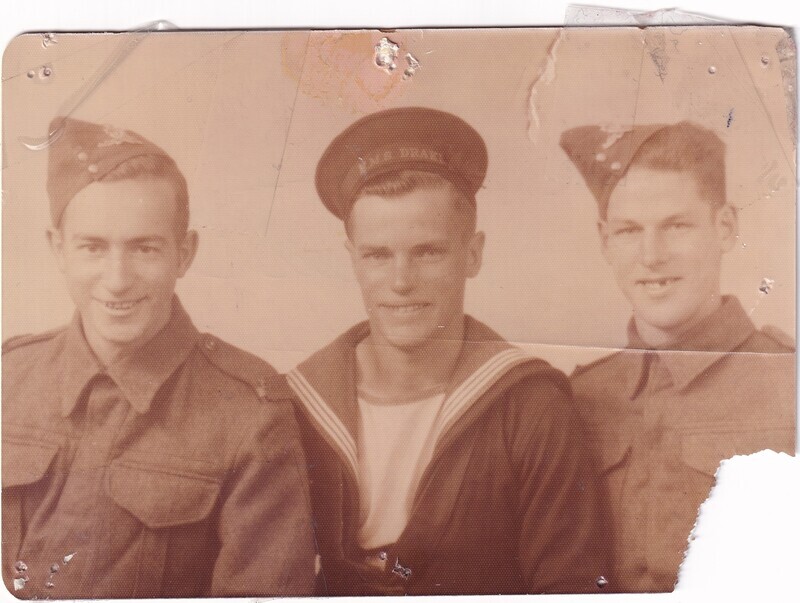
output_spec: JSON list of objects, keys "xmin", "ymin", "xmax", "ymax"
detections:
[{"xmin": 1, "ymin": 110, "xmax": 794, "ymax": 597}]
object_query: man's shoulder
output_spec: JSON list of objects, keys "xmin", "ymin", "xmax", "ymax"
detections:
[
  {"xmin": 2, "ymin": 326, "xmax": 68, "ymax": 370},
  {"xmin": 746, "ymin": 325, "xmax": 796, "ymax": 353},
  {"xmin": 194, "ymin": 333, "xmax": 279, "ymax": 401},
  {"xmin": 3, "ymin": 326, "xmax": 66, "ymax": 354},
  {"xmin": 570, "ymin": 350, "xmax": 627, "ymax": 384}
]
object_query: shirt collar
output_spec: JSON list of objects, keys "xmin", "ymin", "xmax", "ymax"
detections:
[
  {"xmin": 626, "ymin": 295, "xmax": 756, "ymax": 391},
  {"xmin": 60, "ymin": 298, "xmax": 198, "ymax": 417}
]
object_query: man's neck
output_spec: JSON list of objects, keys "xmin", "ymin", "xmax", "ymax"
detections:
[
  {"xmin": 634, "ymin": 294, "xmax": 723, "ymax": 349},
  {"xmin": 81, "ymin": 312, "xmax": 171, "ymax": 368},
  {"xmin": 356, "ymin": 316, "xmax": 466, "ymax": 400}
]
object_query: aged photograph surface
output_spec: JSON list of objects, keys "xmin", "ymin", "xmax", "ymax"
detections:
[{"xmin": 2, "ymin": 26, "xmax": 796, "ymax": 597}]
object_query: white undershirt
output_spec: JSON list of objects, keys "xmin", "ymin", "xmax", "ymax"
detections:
[{"xmin": 356, "ymin": 389, "xmax": 446, "ymax": 550}]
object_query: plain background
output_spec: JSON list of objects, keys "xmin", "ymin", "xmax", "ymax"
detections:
[{"xmin": 2, "ymin": 26, "xmax": 795, "ymax": 374}]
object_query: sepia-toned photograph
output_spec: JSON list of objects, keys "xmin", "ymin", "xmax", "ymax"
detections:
[{"xmin": 2, "ymin": 23, "xmax": 796, "ymax": 598}]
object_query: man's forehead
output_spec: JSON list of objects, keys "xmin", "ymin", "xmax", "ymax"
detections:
[
  {"xmin": 606, "ymin": 171, "xmax": 714, "ymax": 221},
  {"xmin": 60, "ymin": 186, "xmax": 180, "ymax": 235},
  {"xmin": 610, "ymin": 166, "xmax": 706, "ymax": 199}
]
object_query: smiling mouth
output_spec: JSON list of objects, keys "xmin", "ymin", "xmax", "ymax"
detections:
[
  {"xmin": 97, "ymin": 297, "xmax": 146, "ymax": 311},
  {"xmin": 380, "ymin": 303, "xmax": 431, "ymax": 314},
  {"xmin": 636, "ymin": 277, "xmax": 681, "ymax": 291}
]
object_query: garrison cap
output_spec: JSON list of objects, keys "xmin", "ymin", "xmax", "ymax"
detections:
[
  {"xmin": 47, "ymin": 117, "xmax": 177, "ymax": 226},
  {"xmin": 559, "ymin": 121, "xmax": 721, "ymax": 215},
  {"xmin": 315, "ymin": 107, "xmax": 488, "ymax": 220}
]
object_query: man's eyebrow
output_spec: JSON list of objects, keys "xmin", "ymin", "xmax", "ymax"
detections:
[
  {"xmin": 660, "ymin": 213, "xmax": 693, "ymax": 223},
  {"xmin": 69, "ymin": 235, "xmax": 169, "ymax": 244},
  {"xmin": 128, "ymin": 236, "xmax": 168, "ymax": 244},
  {"xmin": 356, "ymin": 244, "xmax": 389, "ymax": 252},
  {"xmin": 411, "ymin": 240, "xmax": 449, "ymax": 250},
  {"xmin": 605, "ymin": 218, "xmax": 641, "ymax": 226},
  {"xmin": 70, "ymin": 234, "xmax": 106, "ymax": 242}
]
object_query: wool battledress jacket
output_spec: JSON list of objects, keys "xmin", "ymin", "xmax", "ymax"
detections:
[
  {"xmin": 571, "ymin": 296, "xmax": 796, "ymax": 592},
  {"xmin": 2, "ymin": 301, "xmax": 316, "ymax": 598},
  {"xmin": 276, "ymin": 316, "xmax": 611, "ymax": 595}
]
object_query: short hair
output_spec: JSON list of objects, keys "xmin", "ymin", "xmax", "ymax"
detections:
[
  {"xmin": 97, "ymin": 155, "xmax": 190, "ymax": 238},
  {"xmin": 344, "ymin": 170, "xmax": 477, "ymax": 240},
  {"xmin": 616, "ymin": 124, "xmax": 726, "ymax": 219}
]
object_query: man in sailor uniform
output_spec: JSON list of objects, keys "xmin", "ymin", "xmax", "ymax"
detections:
[{"xmin": 273, "ymin": 107, "xmax": 611, "ymax": 595}]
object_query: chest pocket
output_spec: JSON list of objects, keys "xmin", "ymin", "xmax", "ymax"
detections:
[
  {"xmin": 2, "ymin": 437, "xmax": 60, "ymax": 489},
  {"xmin": 106, "ymin": 459, "xmax": 221, "ymax": 529}
]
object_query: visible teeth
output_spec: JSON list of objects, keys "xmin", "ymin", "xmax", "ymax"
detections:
[
  {"xmin": 105, "ymin": 301, "xmax": 138, "ymax": 310},
  {"xmin": 385, "ymin": 304, "xmax": 427, "ymax": 314},
  {"xmin": 640, "ymin": 278, "xmax": 678, "ymax": 289}
]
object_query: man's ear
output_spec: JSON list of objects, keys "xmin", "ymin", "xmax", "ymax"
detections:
[
  {"xmin": 47, "ymin": 227, "xmax": 67, "ymax": 273},
  {"xmin": 715, "ymin": 204, "xmax": 739, "ymax": 253},
  {"xmin": 465, "ymin": 230, "xmax": 485, "ymax": 278},
  {"xmin": 176, "ymin": 230, "xmax": 199, "ymax": 277},
  {"xmin": 597, "ymin": 221, "xmax": 612, "ymax": 263},
  {"xmin": 344, "ymin": 237, "xmax": 357, "ymax": 261}
]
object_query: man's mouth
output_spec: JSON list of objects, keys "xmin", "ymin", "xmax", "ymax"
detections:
[
  {"xmin": 97, "ymin": 297, "xmax": 146, "ymax": 311},
  {"xmin": 380, "ymin": 303, "xmax": 431, "ymax": 315},
  {"xmin": 636, "ymin": 277, "xmax": 681, "ymax": 292}
]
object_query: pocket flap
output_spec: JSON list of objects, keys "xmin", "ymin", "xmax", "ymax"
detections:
[
  {"xmin": 106, "ymin": 460, "xmax": 221, "ymax": 529},
  {"xmin": 2, "ymin": 437, "xmax": 59, "ymax": 488},
  {"xmin": 585, "ymin": 430, "xmax": 631, "ymax": 474},
  {"xmin": 681, "ymin": 431, "xmax": 794, "ymax": 476}
]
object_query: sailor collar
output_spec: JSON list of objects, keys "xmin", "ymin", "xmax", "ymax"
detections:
[{"xmin": 287, "ymin": 316, "xmax": 533, "ymax": 478}]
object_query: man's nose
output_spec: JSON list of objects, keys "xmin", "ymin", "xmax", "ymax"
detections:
[
  {"xmin": 390, "ymin": 256, "xmax": 416, "ymax": 294},
  {"xmin": 102, "ymin": 250, "xmax": 135, "ymax": 293},
  {"xmin": 639, "ymin": 229, "xmax": 669, "ymax": 267}
]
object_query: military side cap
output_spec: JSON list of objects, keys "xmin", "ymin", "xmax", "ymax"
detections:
[
  {"xmin": 559, "ymin": 121, "xmax": 721, "ymax": 215},
  {"xmin": 47, "ymin": 117, "xmax": 176, "ymax": 225},
  {"xmin": 315, "ymin": 107, "xmax": 488, "ymax": 220}
]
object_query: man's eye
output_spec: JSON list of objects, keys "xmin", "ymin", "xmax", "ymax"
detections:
[
  {"xmin": 79, "ymin": 244, "xmax": 102, "ymax": 253},
  {"xmin": 363, "ymin": 250, "xmax": 390, "ymax": 260},
  {"xmin": 613, "ymin": 227, "xmax": 639, "ymax": 236},
  {"xmin": 418, "ymin": 247, "xmax": 446, "ymax": 258},
  {"xmin": 666, "ymin": 222, "xmax": 691, "ymax": 231},
  {"xmin": 136, "ymin": 245, "xmax": 159, "ymax": 254}
]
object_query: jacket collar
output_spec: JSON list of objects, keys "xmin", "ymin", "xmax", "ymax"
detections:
[
  {"xmin": 287, "ymin": 316, "xmax": 532, "ymax": 478},
  {"xmin": 626, "ymin": 295, "xmax": 756, "ymax": 392},
  {"xmin": 60, "ymin": 298, "xmax": 198, "ymax": 417}
]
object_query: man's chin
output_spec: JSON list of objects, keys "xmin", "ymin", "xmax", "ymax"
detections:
[
  {"xmin": 376, "ymin": 327, "xmax": 434, "ymax": 351},
  {"xmin": 91, "ymin": 324, "xmax": 152, "ymax": 349},
  {"xmin": 633, "ymin": 307, "xmax": 691, "ymax": 334}
]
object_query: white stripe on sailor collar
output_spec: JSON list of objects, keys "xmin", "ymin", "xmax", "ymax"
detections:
[
  {"xmin": 288, "ymin": 347, "xmax": 532, "ymax": 479},
  {"xmin": 287, "ymin": 368, "xmax": 359, "ymax": 475},
  {"xmin": 434, "ymin": 347, "xmax": 531, "ymax": 442}
]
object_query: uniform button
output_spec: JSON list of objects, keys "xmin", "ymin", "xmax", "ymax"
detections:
[
  {"xmin": 596, "ymin": 576, "xmax": 609, "ymax": 588},
  {"xmin": 204, "ymin": 338, "xmax": 216, "ymax": 351},
  {"xmin": 87, "ymin": 164, "xmax": 99, "ymax": 173},
  {"xmin": 256, "ymin": 377, "xmax": 268, "ymax": 399},
  {"xmin": 379, "ymin": 552, "xmax": 387, "ymax": 560},
  {"xmin": 77, "ymin": 151, "xmax": 88, "ymax": 161}
]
